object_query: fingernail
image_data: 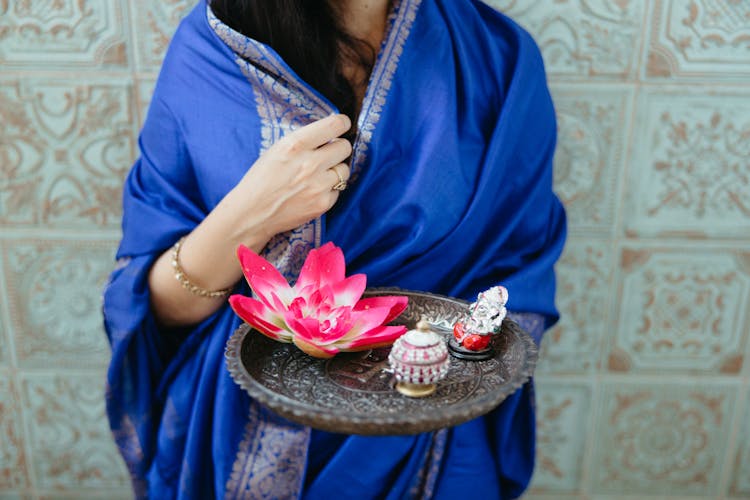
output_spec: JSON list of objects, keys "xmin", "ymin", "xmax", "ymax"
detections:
[{"xmin": 339, "ymin": 114, "xmax": 351, "ymax": 129}]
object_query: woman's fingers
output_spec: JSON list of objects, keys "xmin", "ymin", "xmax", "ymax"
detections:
[
  {"xmin": 330, "ymin": 163, "xmax": 350, "ymax": 183},
  {"xmin": 281, "ymin": 114, "xmax": 351, "ymax": 152},
  {"xmin": 234, "ymin": 115, "xmax": 353, "ymax": 236},
  {"xmin": 313, "ymin": 138, "xmax": 353, "ymax": 171}
]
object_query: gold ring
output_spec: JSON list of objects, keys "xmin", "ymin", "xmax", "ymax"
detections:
[{"xmin": 331, "ymin": 166, "xmax": 347, "ymax": 191}]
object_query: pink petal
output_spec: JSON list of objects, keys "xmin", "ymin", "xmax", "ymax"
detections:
[
  {"xmin": 330, "ymin": 274, "xmax": 367, "ymax": 308},
  {"xmin": 311, "ymin": 321, "xmax": 353, "ymax": 345},
  {"xmin": 285, "ymin": 315, "xmax": 324, "ymax": 342},
  {"xmin": 306, "ymin": 288, "xmax": 327, "ymax": 310},
  {"xmin": 228, "ymin": 295, "xmax": 292, "ymax": 342},
  {"xmin": 249, "ymin": 275, "xmax": 292, "ymax": 310},
  {"xmin": 292, "ymin": 335, "xmax": 339, "ymax": 359},
  {"xmin": 237, "ymin": 245, "xmax": 290, "ymax": 292},
  {"xmin": 349, "ymin": 304, "xmax": 393, "ymax": 328},
  {"xmin": 335, "ymin": 305, "xmax": 394, "ymax": 344},
  {"xmin": 353, "ymin": 296, "xmax": 408, "ymax": 324},
  {"xmin": 296, "ymin": 242, "xmax": 346, "ymax": 291},
  {"xmin": 315, "ymin": 242, "xmax": 345, "ymax": 284},
  {"xmin": 339, "ymin": 325, "xmax": 407, "ymax": 350}
]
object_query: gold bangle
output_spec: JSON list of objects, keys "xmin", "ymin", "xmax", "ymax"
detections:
[{"xmin": 170, "ymin": 237, "xmax": 232, "ymax": 299}]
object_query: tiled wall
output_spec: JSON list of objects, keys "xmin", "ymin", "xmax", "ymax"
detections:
[
  {"xmin": 487, "ymin": 1, "xmax": 750, "ymax": 499},
  {"xmin": 0, "ymin": 1, "xmax": 747, "ymax": 499}
]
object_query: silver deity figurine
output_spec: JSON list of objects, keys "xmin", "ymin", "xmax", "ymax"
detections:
[{"xmin": 449, "ymin": 285, "xmax": 508, "ymax": 360}]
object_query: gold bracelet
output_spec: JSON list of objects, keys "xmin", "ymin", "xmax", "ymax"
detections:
[{"xmin": 170, "ymin": 237, "xmax": 232, "ymax": 299}]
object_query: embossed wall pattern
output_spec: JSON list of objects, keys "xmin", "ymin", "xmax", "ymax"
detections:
[{"xmin": 0, "ymin": 0, "xmax": 748, "ymax": 498}]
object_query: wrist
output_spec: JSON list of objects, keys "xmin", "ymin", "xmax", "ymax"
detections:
[
  {"xmin": 170, "ymin": 237, "xmax": 233, "ymax": 298},
  {"xmin": 218, "ymin": 186, "xmax": 277, "ymax": 252}
]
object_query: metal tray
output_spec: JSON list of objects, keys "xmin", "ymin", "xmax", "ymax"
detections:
[{"xmin": 225, "ymin": 289, "xmax": 537, "ymax": 435}]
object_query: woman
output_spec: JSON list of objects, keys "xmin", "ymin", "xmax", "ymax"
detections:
[{"xmin": 103, "ymin": 0, "xmax": 566, "ymax": 498}]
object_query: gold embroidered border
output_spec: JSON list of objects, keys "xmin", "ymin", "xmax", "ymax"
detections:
[
  {"xmin": 407, "ymin": 428, "xmax": 448, "ymax": 499},
  {"xmin": 350, "ymin": 0, "xmax": 423, "ymax": 181},
  {"xmin": 224, "ymin": 401, "xmax": 311, "ymax": 500},
  {"xmin": 207, "ymin": 5, "xmax": 324, "ymax": 280},
  {"xmin": 208, "ymin": 8, "xmax": 319, "ymax": 498},
  {"xmin": 108, "ymin": 406, "xmax": 147, "ymax": 497},
  {"xmin": 207, "ymin": 4, "xmax": 424, "ymax": 496}
]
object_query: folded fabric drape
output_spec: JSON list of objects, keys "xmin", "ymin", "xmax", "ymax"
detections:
[{"xmin": 103, "ymin": 0, "xmax": 566, "ymax": 498}]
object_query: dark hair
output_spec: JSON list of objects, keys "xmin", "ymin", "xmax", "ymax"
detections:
[{"xmin": 211, "ymin": 0, "xmax": 376, "ymax": 130}]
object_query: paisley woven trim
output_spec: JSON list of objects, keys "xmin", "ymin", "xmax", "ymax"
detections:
[
  {"xmin": 208, "ymin": 3, "xmax": 424, "ymax": 497},
  {"xmin": 408, "ymin": 428, "xmax": 449, "ymax": 498},
  {"xmin": 208, "ymin": 5, "xmax": 323, "ymax": 282},
  {"xmin": 507, "ymin": 311, "xmax": 545, "ymax": 344},
  {"xmin": 224, "ymin": 401, "xmax": 311, "ymax": 500},
  {"xmin": 209, "ymin": 7, "xmax": 317, "ymax": 498},
  {"xmin": 350, "ymin": 0, "xmax": 422, "ymax": 181},
  {"xmin": 108, "ymin": 407, "xmax": 147, "ymax": 498}
]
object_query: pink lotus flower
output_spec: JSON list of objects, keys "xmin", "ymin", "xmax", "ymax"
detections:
[{"xmin": 229, "ymin": 242, "xmax": 408, "ymax": 358}]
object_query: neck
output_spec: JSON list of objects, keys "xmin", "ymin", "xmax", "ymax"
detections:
[{"xmin": 337, "ymin": 0, "xmax": 391, "ymax": 49}]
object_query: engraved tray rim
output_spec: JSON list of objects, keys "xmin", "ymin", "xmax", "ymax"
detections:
[{"xmin": 225, "ymin": 289, "xmax": 538, "ymax": 435}]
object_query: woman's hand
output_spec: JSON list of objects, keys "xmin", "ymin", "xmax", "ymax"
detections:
[
  {"xmin": 147, "ymin": 114, "xmax": 352, "ymax": 327},
  {"xmin": 226, "ymin": 113, "xmax": 353, "ymax": 242}
]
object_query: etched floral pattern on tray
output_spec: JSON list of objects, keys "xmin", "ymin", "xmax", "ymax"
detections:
[{"xmin": 225, "ymin": 290, "xmax": 538, "ymax": 435}]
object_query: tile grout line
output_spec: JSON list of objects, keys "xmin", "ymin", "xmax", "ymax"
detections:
[
  {"xmin": 124, "ymin": 0, "xmax": 145, "ymax": 152},
  {"xmin": 0, "ymin": 69, "xmax": 159, "ymax": 81},
  {"xmin": 740, "ymin": 285, "xmax": 750, "ymax": 379},
  {"xmin": 601, "ymin": 0, "xmax": 648, "ymax": 380},
  {"xmin": 7, "ymin": 69, "xmax": 749, "ymax": 85},
  {"xmin": 533, "ymin": 372, "xmax": 750, "ymax": 385},
  {"xmin": 598, "ymin": 77, "xmax": 638, "ymax": 400},
  {"xmin": 0, "ymin": 240, "xmax": 39, "ymax": 498},
  {"xmin": 578, "ymin": 371, "xmax": 600, "ymax": 498},
  {"xmin": 636, "ymin": 0, "xmax": 657, "ymax": 84},
  {"xmin": 0, "ymin": 228, "xmax": 122, "ymax": 240},
  {"xmin": 0, "ymin": 239, "xmax": 19, "ymax": 371},
  {"xmin": 16, "ymin": 375, "xmax": 40, "ymax": 499},
  {"xmin": 717, "ymin": 383, "xmax": 747, "ymax": 497},
  {"xmin": 596, "ymin": 372, "xmax": 747, "ymax": 385}
]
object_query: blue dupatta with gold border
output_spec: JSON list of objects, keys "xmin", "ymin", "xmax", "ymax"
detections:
[{"xmin": 103, "ymin": 0, "xmax": 566, "ymax": 498}]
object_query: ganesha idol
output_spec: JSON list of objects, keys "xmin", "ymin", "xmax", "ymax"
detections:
[{"xmin": 449, "ymin": 285, "xmax": 508, "ymax": 361}]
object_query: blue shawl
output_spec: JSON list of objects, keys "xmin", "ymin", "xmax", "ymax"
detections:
[{"xmin": 103, "ymin": 0, "xmax": 566, "ymax": 498}]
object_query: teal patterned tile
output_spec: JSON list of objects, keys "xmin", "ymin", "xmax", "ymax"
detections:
[
  {"xmin": 485, "ymin": 0, "xmax": 646, "ymax": 79},
  {"xmin": 19, "ymin": 373, "xmax": 129, "ymax": 490},
  {"xmin": 624, "ymin": 89, "xmax": 750, "ymax": 239},
  {"xmin": 522, "ymin": 494, "xmax": 584, "ymax": 500},
  {"xmin": 0, "ymin": 375, "xmax": 30, "ymax": 490},
  {"xmin": 528, "ymin": 379, "xmax": 591, "ymax": 494},
  {"xmin": 645, "ymin": 0, "xmax": 750, "ymax": 80},
  {"xmin": 0, "ymin": 0, "xmax": 129, "ymax": 70},
  {"xmin": 591, "ymin": 382, "xmax": 735, "ymax": 496},
  {"xmin": 550, "ymin": 85, "xmax": 632, "ymax": 234},
  {"xmin": 538, "ymin": 238, "xmax": 612, "ymax": 374},
  {"xmin": 730, "ymin": 390, "xmax": 750, "ymax": 496},
  {"xmin": 3, "ymin": 239, "xmax": 117, "ymax": 368},
  {"xmin": 607, "ymin": 247, "xmax": 750, "ymax": 374},
  {"xmin": 38, "ymin": 491, "xmax": 133, "ymax": 500},
  {"xmin": 0, "ymin": 493, "xmax": 32, "ymax": 500},
  {"xmin": 591, "ymin": 497, "xmax": 719, "ymax": 500},
  {"xmin": 131, "ymin": 0, "xmax": 194, "ymax": 73},
  {"xmin": 0, "ymin": 78, "xmax": 135, "ymax": 228}
]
